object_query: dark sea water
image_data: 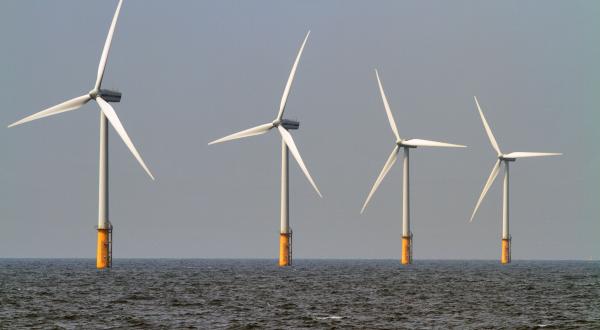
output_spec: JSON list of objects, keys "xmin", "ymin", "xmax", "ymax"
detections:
[{"xmin": 0, "ymin": 259, "xmax": 599, "ymax": 329}]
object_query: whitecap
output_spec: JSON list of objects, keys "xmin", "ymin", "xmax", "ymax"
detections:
[{"xmin": 316, "ymin": 316, "xmax": 343, "ymax": 320}]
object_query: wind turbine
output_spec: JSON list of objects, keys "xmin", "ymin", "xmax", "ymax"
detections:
[
  {"xmin": 470, "ymin": 96, "xmax": 561, "ymax": 264},
  {"xmin": 8, "ymin": 0, "xmax": 154, "ymax": 269},
  {"xmin": 361, "ymin": 70, "xmax": 466, "ymax": 264},
  {"xmin": 208, "ymin": 31, "xmax": 321, "ymax": 267}
]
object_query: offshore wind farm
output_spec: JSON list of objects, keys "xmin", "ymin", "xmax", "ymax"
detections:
[{"xmin": 0, "ymin": 0, "xmax": 598, "ymax": 328}]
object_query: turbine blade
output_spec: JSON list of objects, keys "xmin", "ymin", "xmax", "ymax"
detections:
[
  {"xmin": 276, "ymin": 31, "xmax": 310, "ymax": 121},
  {"xmin": 94, "ymin": 0, "xmax": 124, "ymax": 90},
  {"xmin": 361, "ymin": 145, "xmax": 400, "ymax": 213},
  {"xmin": 8, "ymin": 95, "xmax": 91, "ymax": 128},
  {"xmin": 208, "ymin": 123, "xmax": 274, "ymax": 145},
  {"xmin": 474, "ymin": 96, "xmax": 502, "ymax": 155},
  {"xmin": 470, "ymin": 159, "xmax": 502, "ymax": 222},
  {"xmin": 402, "ymin": 138, "xmax": 466, "ymax": 148},
  {"xmin": 277, "ymin": 125, "xmax": 322, "ymax": 197},
  {"xmin": 503, "ymin": 152, "xmax": 562, "ymax": 158},
  {"xmin": 375, "ymin": 69, "xmax": 400, "ymax": 141},
  {"xmin": 96, "ymin": 97, "xmax": 154, "ymax": 180}
]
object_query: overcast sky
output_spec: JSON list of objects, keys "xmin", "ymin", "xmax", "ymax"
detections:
[{"xmin": 0, "ymin": 0, "xmax": 598, "ymax": 260}]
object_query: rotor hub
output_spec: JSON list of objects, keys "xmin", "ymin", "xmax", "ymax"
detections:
[{"xmin": 89, "ymin": 89, "xmax": 99, "ymax": 99}]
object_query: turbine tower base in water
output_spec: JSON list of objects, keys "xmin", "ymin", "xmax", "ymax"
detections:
[
  {"xmin": 501, "ymin": 237, "xmax": 511, "ymax": 264},
  {"xmin": 279, "ymin": 232, "xmax": 292, "ymax": 267},
  {"xmin": 96, "ymin": 225, "xmax": 113, "ymax": 269},
  {"xmin": 401, "ymin": 235, "xmax": 412, "ymax": 265}
]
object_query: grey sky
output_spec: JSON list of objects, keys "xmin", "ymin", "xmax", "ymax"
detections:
[{"xmin": 0, "ymin": 0, "xmax": 598, "ymax": 259}]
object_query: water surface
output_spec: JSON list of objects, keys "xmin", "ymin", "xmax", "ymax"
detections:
[{"xmin": 1, "ymin": 259, "xmax": 599, "ymax": 328}]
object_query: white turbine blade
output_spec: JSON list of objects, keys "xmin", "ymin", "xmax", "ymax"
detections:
[
  {"xmin": 474, "ymin": 96, "xmax": 501, "ymax": 155},
  {"xmin": 94, "ymin": 0, "xmax": 124, "ymax": 90},
  {"xmin": 277, "ymin": 125, "xmax": 322, "ymax": 197},
  {"xmin": 208, "ymin": 123, "xmax": 274, "ymax": 145},
  {"xmin": 96, "ymin": 97, "xmax": 154, "ymax": 180},
  {"xmin": 8, "ymin": 95, "xmax": 91, "ymax": 128},
  {"xmin": 402, "ymin": 139, "xmax": 466, "ymax": 148},
  {"xmin": 276, "ymin": 31, "xmax": 310, "ymax": 121},
  {"xmin": 470, "ymin": 159, "xmax": 502, "ymax": 222},
  {"xmin": 361, "ymin": 145, "xmax": 400, "ymax": 214},
  {"xmin": 375, "ymin": 69, "xmax": 400, "ymax": 141},
  {"xmin": 503, "ymin": 152, "xmax": 562, "ymax": 159}
]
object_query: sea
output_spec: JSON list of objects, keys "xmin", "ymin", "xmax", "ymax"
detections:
[{"xmin": 0, "ymin": 259, "xmax": 598, "ymax": 329}]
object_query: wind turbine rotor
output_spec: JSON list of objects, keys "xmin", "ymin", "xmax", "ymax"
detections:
[
  {"xmin": 8, "ymin": 0, "xmax": 154, "ymax": 180},
  {"xmin": 469, "ymin": 97, "xmax": 561, "ymax": 223},
  {"xmin": 208, "ymin": 31, "xmax": 321, "ymax": 198},
  {"xmin": 361, "ymin": 70, "xmax": 466, "ymax": 213}
]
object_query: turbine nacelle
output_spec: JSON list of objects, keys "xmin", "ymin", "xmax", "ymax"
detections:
[
  {"xmin": 280, "ymin": 119, "xmax": 300, "ymax": 130},
  {"xmin": 271, "ymin": 118, "xmax": 299, "ymax": 130},
  {"xmin": 498, "ymin": 155, "xmax": 516, "ymax": 162},
  {"xmin": 89, "ymin": 89, "xmax": 122, "ymax": 103},
  {"xmin": 396, "ymin": 140, "xmax": 417, "ymax": 148}
]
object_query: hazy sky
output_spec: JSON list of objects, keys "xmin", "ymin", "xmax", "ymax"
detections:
[{"xmin": 0, "ymin": 0, "xmax": 598, "ymax": 260}]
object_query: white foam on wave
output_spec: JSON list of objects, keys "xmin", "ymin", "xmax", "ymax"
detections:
[{"xmin": 316, "ymin": 316, "xmax": 343, "ymax": 320}]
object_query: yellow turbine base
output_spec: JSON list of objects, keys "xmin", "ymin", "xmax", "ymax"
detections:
[
  {"xmin": 401, "ymin": 236, "xmax": 412, "ymax": 265},
  {"xmin": 279, "ymin": 233, "xmax": 291, "ymax": 267},
  {"xmin": 96, "ymin": 229, "xmax": 110, "ymax": 269},
  {"xmin": 501, "ymin": 238, "xmax": 511, "ymax": 264}
]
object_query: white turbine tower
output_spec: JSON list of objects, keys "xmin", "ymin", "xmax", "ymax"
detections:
[
  {"xmin": 470, "ymin": 96, "xmax": 561, "ymax": 264},
  {"xmin": 361, "ymin": 70, "xmax": 466, "ymax": 264},
  {"xmin": 208, "ymin": 31, "xmax": 321, "ymax": 267},
  {"xmin": 8, "ymin": 0, "xmax": 154, "ymax": 269}
]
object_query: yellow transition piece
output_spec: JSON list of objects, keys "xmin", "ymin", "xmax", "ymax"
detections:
[
  {"xmin": 501, "ymin": 238, "xmax": 511, "ymax": 264},
  {"xmin": 401, "ymin": 236, "xmax": 412, "ymax": 265},
  {"xmin": 96, "ymin": 229, "xmax": 110, "ymax": 269},
  {"xmin": 279, "ymin": 233, "xmax": 291, "ymax": 267}
]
